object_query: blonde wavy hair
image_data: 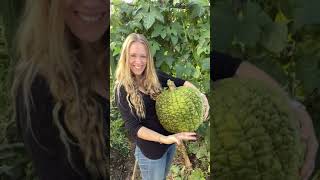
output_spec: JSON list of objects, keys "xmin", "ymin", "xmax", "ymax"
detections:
[
  {"xmin": 11, "ymin": 0, "xmax": 108, "ymax": 178},
  {"xmin": 114, "ymin": 33, "xmax": 161, "ymax": 119}
]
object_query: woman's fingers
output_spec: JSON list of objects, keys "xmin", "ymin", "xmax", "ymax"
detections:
[
  {"xmin": 300, "ymin": 137, "xmax": 318, "ymax": 179},
  {"xmin": 296, "ymin": 106, "xmax": 318, "ymax": 179},
  {"xmin": 175, "ymin": 138, "xmax": 181, "ymax": 146},
  {"xmin": 175, "ymin": 132, "xmax": 197, "ymax": 141},
  {"xmin": 163, "ymin": 132, "xmax": 198, "ymax": 145},
  {"xmin": 167, "ymin": 135, "xmax": 181, "ymax": 145},
  {"xmin": 180, "ymin": 132, "xmax": 197, "ymax": 136},
  {"xmin": 201, "ymin": 94, "xmax": 210, "ymax": 121}
]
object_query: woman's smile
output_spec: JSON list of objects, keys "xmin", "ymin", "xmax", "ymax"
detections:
[{"xmin": 76, "ymin": 11, "xmax": 106, "ymax": 23}]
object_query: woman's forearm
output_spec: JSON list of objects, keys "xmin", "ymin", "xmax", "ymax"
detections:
[
  {"xmin": 183, "ymin": 81, "xmax": 209, "ymax": 120},
  {"xmin": 137, "ymin": 126, "xmax": 164, "ymax": 143},
  {"xmin": 136, "ymin": 126, "xmax": 197, "ymax": 145},
  {"xmin": 183, "ymin": 81, "xmax": 197, "ymax": 89}
]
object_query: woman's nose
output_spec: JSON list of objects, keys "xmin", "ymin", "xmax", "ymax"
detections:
[{"xmin": 134, "ymin": 58, "xmax": 144, "ymax": 64}]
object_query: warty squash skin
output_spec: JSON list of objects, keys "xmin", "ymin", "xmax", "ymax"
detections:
[
  {"xmin": 210, "ymin": 78, "xmax": 304, "ymax": 180},
  {"xmin": 156, "ymin": 80, "xmax": 204, "ymax": 133}
]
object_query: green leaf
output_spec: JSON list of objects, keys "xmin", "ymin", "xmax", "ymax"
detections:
[
  {"xmin": 171, "ymin": 22, "xmax": 182, "ymax": 35},
  {"xmin": 160, "ymin": 61, "xmax": 171, "ymax": 73},
  {"xmin": 175, "ymin": 63, "xmax": 185, "ymax": 77},
  {"xmin": 196, "ymin": 145, "xmax": 208, "ymax": 159},
  {"xmin": 119, "ymin": 3, "xmax": 133, "ymax": 16},
  {"xmin": 160, "ymin": 30, "xmax": 166, "ymax": 39},
  {"xmin": 128, "ymin": 21, "xmax": 142, "ymax": 30},
  {"xmin": 275, "ymin": 10, "xmax": 290, "ymax": 24},
  {"xmin": 235, "ymin": 1, "xmax": 271, "ymax": 47},
  {"xmin": 132, "ymin": 6, "xmax": 142, "ymax": 16},
  {"xmin": 185, "ymin": 62, "xmax": 195, "ymax": 77},
  {"xmin": 0, "ymin": 143, "xmax": 24, "ymax": 151},
  {"xmin": 164, "ymin": 56, "xmax": 175, "ymax": 67},
  {"xmin": 189, "ymin": 0, "xmax": 209, "ymax": 18},
  {"xmin": 150, "ymin": 6, "xmax": 164, "ymax": 23},
  {"xmin": 133, "ymin": 12, "xmax": 144, "ymax": 22},
  {"xmin": 0, "ymin": 165, "xmax": 14, "ymax": 176},
  {"xmin": 155, "ymin": 57, "xmax": 164, "ymax": 68},
  {"xmin": 193, "ymin": 68, "xmax": 201, "ymax": 79},
  {"xmin": 143, "ymin": 14, "xmax": 155, "ymax": 30},
  {"xmin": 293, "ymin": 0, "xmax": 320, "ymax": 30},
  {"xmin": 212, "ymin": 1, "xmax": 237, "ymax": 52},
  {"xmin": 201, "ymin": 58, "xmax": 210, "ymax": 71},
  {"xmin": 190, "ymin": 0, "xmax": 209, "ymax": 7},
  {"xmin": 151, "ymin": 24, "xmax": 164, "ymax": 38},
  {"xmin": 150, "ymin": 40, "xmax": 160, "ymax": 56},
  {"xmin": 190, "ymin": 4, "xmax": 205, "ymax": 18},
  {"xmin": 189, "ymin": 168, "xmax": 205, "ymax": 180},
  {"xmin": 236, "ymin": 22, "xmax": 261, "ymax": 47},
  {"xmin": 174, "ymin": 44, "xmax": 181, "ymax": 52},
  {"xmin": 260, "ymin": 22, "xmax": 288, "ymax": 53},
  {"xmin": 296, "ymin": 55, "xmax": 320, "ymax": 94},
  {"xmin": 171, "ymin": 36, "xmax": 178, "ymax": 46}
]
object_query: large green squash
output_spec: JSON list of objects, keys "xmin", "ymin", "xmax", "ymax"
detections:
[
  {"xmin": 210, "ymin": 78, "xmax": 304, "ymax": 180},
  {"xmin": 156, "ymin": 80, "xmax": 204, "ymax": 133}
]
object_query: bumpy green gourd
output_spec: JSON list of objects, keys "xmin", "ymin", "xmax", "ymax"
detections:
[
  {"xmin": 156, "ymin": 80, "xmax": 204, "ymax": 133},
  {"xmin": 210, "ymin": 78, "xmax": 304, "ymax": 180}
]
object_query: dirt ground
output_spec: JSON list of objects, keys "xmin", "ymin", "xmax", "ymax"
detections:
[{"xmin": 110, "ymin": 147, "xmax": 136, "ymax": 180}]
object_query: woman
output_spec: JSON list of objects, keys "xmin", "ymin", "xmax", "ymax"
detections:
[
  {"xmin": 211, "ymin": 51, "xmax": 318, "ymax": 180},
  {"xmin": 11, "ymin": 0, "xmax": 109, "ymax": 179},
  {"xmin": 114, "ymin": 33, "xmax": 209, "ymax": 180}
]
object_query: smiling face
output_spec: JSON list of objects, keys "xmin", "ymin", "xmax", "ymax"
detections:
[
  {"xmin": 63, "ymin": 0, "xmax": 108, "ymax": 43},
  {"xmin": 128, "ymin": 41, "xmax": 148, "ymax": 79}
]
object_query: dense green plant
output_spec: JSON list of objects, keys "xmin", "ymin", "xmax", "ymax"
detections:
[
  {"xmin": 0, "ymin": 0, "xmax": 24, "ymax": 143},
  {"xmin": 170, "ymin": 165, "xmax": 206, "ymax": 180},
  {"xmin": 213, "ymin": 0, "xmax": 320, "ymax": 177},
  {"xmin": 1, "ymin": 1, "xmax": 37, "ymax": 179},
  {"xmin": 0, "ymin": 143, "xmax": 36, "ymax": 180},
  {"xmin": 0, "ymin": 16, "xmax": 10, "ymax": 143},
  {"xmin": 213, "ymin": 0, "xmax": 320, "ymax": 94},
  {"xmin": 0, "ymin": 14, "xmax": 36, "ymax": 179},
  {"xmin": 110, "ymin": 119, "xmax": 131, "ymax": 155}
]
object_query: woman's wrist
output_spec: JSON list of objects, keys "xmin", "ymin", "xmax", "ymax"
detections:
[{"xmin": 158, "ymin": 135, "xmax": 164, "ymax": 144}]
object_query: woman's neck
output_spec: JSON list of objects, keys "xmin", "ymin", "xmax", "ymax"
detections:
[
  {"xmin": 78, "ymin": 41, "xmax": 108, "ymax": 99},
  {"xmin": 79, "ymin": 41, "xmax": 102, "ymax": 62},
  {"xmin": 134, "ymin": 76, "xmax": 144, "ymax": 86}
]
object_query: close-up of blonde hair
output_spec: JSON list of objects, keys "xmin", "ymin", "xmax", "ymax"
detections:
[
  {"xmin": 11, "ymin": 0, "xmax": 108, "ymax": 178},
  {"xmin": 115, "ymin": 33, "xmax": 161, "ymax": 119}
]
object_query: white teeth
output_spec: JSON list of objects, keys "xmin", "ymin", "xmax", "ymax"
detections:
[{"xmin": 78, "ymin": 14, "xmax": 102, "ymax": 23}]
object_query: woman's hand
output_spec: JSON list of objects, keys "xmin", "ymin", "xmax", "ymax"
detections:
[
  {"xmin": 201, "ymin": 93, "xmax": 209, "ymax": 121},
  {"xmin": 291, "ymin": 100, "xmax": 319, "ymax": 180},
  {"xmin": 159, "ymin": 132, "xmax": 197, "ymax": 145},
  {"xmin": 183, "ymin": 81, "xmax": 210, "ymax": 121}
]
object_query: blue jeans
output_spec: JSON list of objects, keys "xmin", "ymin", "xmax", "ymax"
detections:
[{"xmin": 134, "ymin": 144, "xmax": 176, "ymax": 180}]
